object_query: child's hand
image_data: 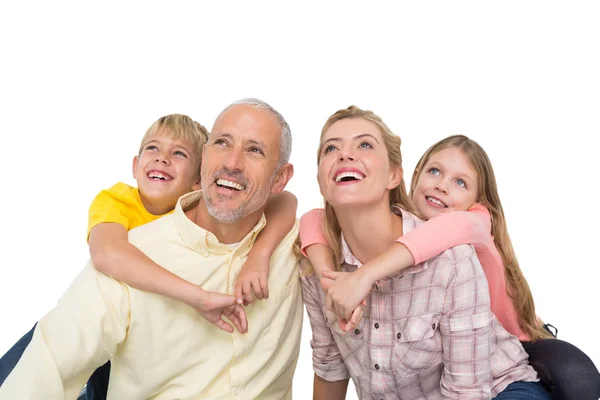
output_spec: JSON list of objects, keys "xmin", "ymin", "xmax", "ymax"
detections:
[
  {"xmin": 192, "ymin": 290, "xmax": 248, "ymax": 334},
  {"xmin": 234, "ymin": 253, "xmax": 270, "ymax": 305},
  {"xmin": 320, "ymin": 272, "xmax": 367, "ymax": 333},
  {"xmin": 322, "ymin": 269, "xmax": 373, "ymax": 321}
]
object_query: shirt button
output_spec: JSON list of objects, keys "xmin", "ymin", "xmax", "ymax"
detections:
[
  {"xmin": 397, "ymin": 332, "xmax": 401, "ymax": 339},
  {"xmin": 354, "ymin": 328, "xmax": 360, "ymax": 335},
  {"xmin": 432, "ymin": 323, "xmax": 436, "ymax": 329},
  {"xmin": 233, "ymin": 388, "xmax": 239, "ymax": 395},
  {"xmin": 374, "ymin": 364, "xmax": 380, "ymax": 370},
  {"xmin": 374, "ymin": 322, "xmax": 379, "ymax": 329}
]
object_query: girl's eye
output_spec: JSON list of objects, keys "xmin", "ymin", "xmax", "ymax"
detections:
[
  {"xmin": 456, "ymin": 179, "xmax": 467, "ymax": 188},
  {"xmin": 145, "ymin": 145, "xmax": 158, "ymax": 151},
  {"xmin": 249, "ymin": 147, "xmax": 264, "ymax": 155},
  {"xmin": 174, "ymin": 150, "xmax": 187, "ymax": 158},
  {"xmin": 428, "ymin": 167, "xmax": 440, "ymax": 175},
  {"xmin": 324, "ymin": 144, "xmax": 337, "ymax": 153},
  {"xmin": 359, "ymin": 141, "xmax": 372, "ymax": 149}
]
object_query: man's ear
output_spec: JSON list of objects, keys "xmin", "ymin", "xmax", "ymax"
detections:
[
  {"xmin": 191, "ymin": 174, "xmax": 201, "ymax": 191},
  {"xmin": 132, "ymin": 156, "xmax": 139, "ymax": 179},
  {"xmin": 387, "ymin": 166, "xmax": 403, "ymax": 190},
  {"xmin": 271, "ymin": 163, "xmax": 294, "ymax": 194}
]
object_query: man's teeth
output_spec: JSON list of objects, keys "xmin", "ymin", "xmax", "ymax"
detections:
[
  {"xmin": 148, "ymin": 172, "xmax": 172, "ymax": 180},
  {"xmin": 216, "ymin": 179, "xmax": 244, "ymax": 191},
  {"xmin": 335, "ymin": 171, "xmax": 365, "ymax": 183},
  {"xmin": 427, "ymin": 196, "xmax": 447, "ymax": 207}
]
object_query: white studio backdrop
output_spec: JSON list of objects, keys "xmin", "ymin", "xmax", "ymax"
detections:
[{"xmin": 1, "ymin": 2, "xmax": 598, "ymax": 399}]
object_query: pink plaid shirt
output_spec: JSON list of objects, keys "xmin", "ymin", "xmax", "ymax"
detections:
[{"xmin": 300, "ymin": 207, "xmax": 538, "ymax": 399}]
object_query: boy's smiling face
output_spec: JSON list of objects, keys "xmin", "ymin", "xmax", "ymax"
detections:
[{"xmin": 133, "ymin": 132, "xmax": 201, "ymax": 215}]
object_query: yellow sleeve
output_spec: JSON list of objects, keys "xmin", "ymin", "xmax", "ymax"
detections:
[
  {"xmin": 0, "ymin": 265, "xmax": 131, "ymax": 399},
  {"xmin": 87, "ymin": 183, "xmax": 136, "ymax": 239}
]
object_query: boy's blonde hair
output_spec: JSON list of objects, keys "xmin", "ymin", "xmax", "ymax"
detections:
[
  {"xmin": 411, "ymin": 134, "xmax": 553, "ymax": 341},
  {"xmin": 317, "ymin": 106, "xmax": 414, "ymax": 271},
  {"xmin": 138, "ymin": 114, "xmax": 209, "ymax": 174}
]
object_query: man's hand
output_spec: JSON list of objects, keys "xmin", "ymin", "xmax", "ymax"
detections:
[
  {"xmin": 192, "ymin": 290, "xmax": 248, "ymax": 334},
  {"xmin": 234, "ymin": 253, "xmax": 270, "ymax": 305},
  {"xmin": 322, "ymin": 269, "xmax": 373, "ymax": 322}
]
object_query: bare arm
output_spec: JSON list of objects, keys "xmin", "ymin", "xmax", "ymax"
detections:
[
  {"xmin": 313, "ymin": 374, "xmax": 348, "ymax": 400},
  {"xmin": 89, "ymin": 223, "xmax": 247, "ymax": 333},
  {"xmin": 235, "ymin": 191, "xmax": 298, "ymax": 303}
]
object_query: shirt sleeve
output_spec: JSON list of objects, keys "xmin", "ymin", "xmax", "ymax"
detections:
[
  {"xmin": 0, "ymin": 265, "xmax": 131, "ymax": 399},
  {"xmin": 397, "ymin": 204, "xmax": 492, "ymax": 265},
  {"xmin": 438, "ymin": 248, "xmax": 493, "ymax": 399},
  {"xmin": 299, "ymin": 209, "xmax": 329, "ymax": 257},
  {"xmin": 299, "ymin": 264, "xmax": 350, "ymax": 382},
  {"xmin": 87, "ymin": 186, "xmax": 134, "ymax": 240}
]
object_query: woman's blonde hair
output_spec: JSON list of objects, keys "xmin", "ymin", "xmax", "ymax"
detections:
[
  {"xmin": 138, "ymin": 114, "xmax": 209, "ymax": 175},
  {"xmin": 317, "ymin": 105, "xmax": 413, "ymax": 270},
  {"xmin": 411, "ymin": 134, "xmax": 553, "ymax": 341}
]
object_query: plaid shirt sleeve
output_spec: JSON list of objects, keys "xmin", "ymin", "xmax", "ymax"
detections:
[
  {"xmin": 438, "ymin": 247, "xmax": 494, "ymax": 399},
  {"xmin": 300, "ymin": 270, "xmax": 350, "ymax": 382}
]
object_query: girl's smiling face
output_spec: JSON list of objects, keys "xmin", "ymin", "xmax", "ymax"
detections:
[{"xmin": 412, "ymin": 147, "xmax": 479, "ymax": 220}]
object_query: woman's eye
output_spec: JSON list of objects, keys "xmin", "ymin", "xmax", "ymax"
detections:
[
  {"xmin": 359, "ymin": 141, "xmax": 372, "ymax": 149},
  {"xmin": 324, "ymin": 144, "xmax": 337, "ymax": 153},
  {"xmin": 428, "ymin": 167, "xmax": 440, "ymax": 175}
]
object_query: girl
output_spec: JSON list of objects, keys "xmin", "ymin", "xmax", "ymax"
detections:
[{"xmin": 302, "ymin": 134, "xmax": 600, "ymax": 400}]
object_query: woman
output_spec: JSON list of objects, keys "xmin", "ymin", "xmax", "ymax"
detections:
[{"xmin": 300, "ymin": 105, "xmax": 550, "ymax": 399}]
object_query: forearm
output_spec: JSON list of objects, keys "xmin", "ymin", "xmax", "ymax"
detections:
[
  {"xmin": 92, "ymin": 241, "xmax": 204, "ymax": 306},
  {"xmin": 313, "ymin": 374, "xmax": 348, "ymax": 400},
  {"xmin": 360, "ymin": 242, "xmax": 415, "ymax": 283},
  {"xmin": 305, "ymin": 244, "xmax": 336, "ymax": 278},
  {"xmin": 252, "ymin": 191, "xmax": 297, "ymax": 258}
]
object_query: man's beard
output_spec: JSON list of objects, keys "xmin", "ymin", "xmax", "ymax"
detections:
[{"xmin": 202, "ymin": 168, "xmax": 276, "ymax": 223}]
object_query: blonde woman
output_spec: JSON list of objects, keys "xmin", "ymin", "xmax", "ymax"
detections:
[{"xmin": 300, "ymin": 106, "xmax": 549, "ymax": 399}]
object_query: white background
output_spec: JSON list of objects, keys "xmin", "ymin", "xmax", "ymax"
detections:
[{"xmin": 1, "ymin": 2, "xmax": 599, "ymax": 399}]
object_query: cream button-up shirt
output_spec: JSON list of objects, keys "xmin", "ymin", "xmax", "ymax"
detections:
[{"xmin": 0, "ymin": 191, "xmax": 303, "ymax": 399}]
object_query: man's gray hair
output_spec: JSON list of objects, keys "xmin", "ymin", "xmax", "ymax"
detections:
[{"xmin": 215, "ymin": 98, "xmax": 292, "ymax": 167}]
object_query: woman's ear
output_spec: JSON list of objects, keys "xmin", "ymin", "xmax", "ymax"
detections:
[{"xmin": 387, "ymin": 166, "xmax": 403, "ymax": 190}]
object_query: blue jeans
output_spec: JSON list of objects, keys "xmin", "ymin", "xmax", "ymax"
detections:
[
  {"xmin": 0, "ymin": 324, "xmax": 110, "ymax": 400},
  {"xmin": 494, "ymin": 381, "xmax": 551, "ymax": 399}
]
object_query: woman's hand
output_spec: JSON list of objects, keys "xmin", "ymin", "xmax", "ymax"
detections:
[{"xmin": 322, "ymin": 268, "xmax": 373, "ymax": 322}]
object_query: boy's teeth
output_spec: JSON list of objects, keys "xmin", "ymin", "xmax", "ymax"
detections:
[
  {"xmin": 216, "ymin": 179, "xmax": 244, "ymax": 191},
  {"xmin": 148, "ymin": 171, "xmax": 172, "ymax": 180},
  {"xmin": 427, "ymin": 196, "xmax": 447, "ymax": 207},
  {"xmin": 334, "ymin": 171, "xmax": 365, "ymax": 183}
]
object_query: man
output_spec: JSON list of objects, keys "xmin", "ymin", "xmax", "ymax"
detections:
[{"xmin": 0, "ymin": 98, "xmax": 303, "ymax": 399}]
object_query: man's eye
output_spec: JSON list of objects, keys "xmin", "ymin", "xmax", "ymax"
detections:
[
  {"xmin": 249, "ymin": 147, "xmax": 264, "ymax": 155},
  {"xmin": 213, "ymin": 139, "xmax": 227, "ymax": 146}
]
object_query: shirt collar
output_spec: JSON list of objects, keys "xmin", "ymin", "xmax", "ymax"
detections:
[{"xmin": 173, "ymin": 190, "xmax": 266, "ymax": 257}]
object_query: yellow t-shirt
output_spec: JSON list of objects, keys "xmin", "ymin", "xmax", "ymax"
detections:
[{"xmin": 87, "ymin": 182, "xmax": 172, "ymax": 239}]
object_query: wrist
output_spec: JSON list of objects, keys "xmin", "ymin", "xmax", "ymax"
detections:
[{"xmin": 357, "ymin": 266, "xmax": 377, "ymax": 288}]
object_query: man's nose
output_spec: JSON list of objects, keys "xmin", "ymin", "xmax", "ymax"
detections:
[{"xmin": 223, "ymin": 146, "xmax": 244, "ymax": 171}]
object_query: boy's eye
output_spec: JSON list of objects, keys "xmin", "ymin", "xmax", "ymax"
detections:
[
  {"xmin": 359, "ymin": 141, "xmax": 372, "ymax": 149},
  {"xmin": 456, "ymin": 178, "xmax": 467, "ymax": 188},
  {"xmin": 249, "ymin": 146, "xmax": 264, "ymax": 155},
  {"xmin": 324, "ymin": 144, "xmax": 337, "ymax": 153},
  {"xmin": 428, "ymin": 167, "xmax": 440, "ymax": 175},
  {"xmin": 174, "ymin": 150, "xmax": 187, "ymax": 158}
]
